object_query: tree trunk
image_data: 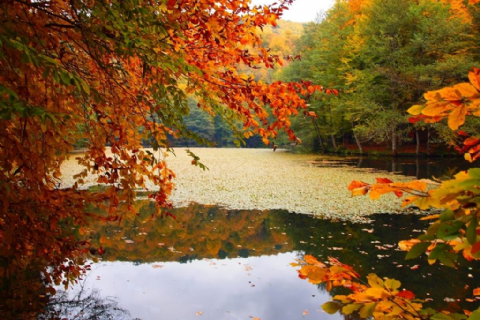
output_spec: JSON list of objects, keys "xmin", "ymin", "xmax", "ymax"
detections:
[
  {"xmin": 353, "ymin": 127, "xmax": 363, "ymax": 154},
  {"xmin": 415, "ymin": 128, "xmax": 420, "ymax": 157},
  {"xmin": 392, "ymin": 157, "xmax": 398, "ymax": 173},
  {"xmin": 331, "ymin": 134, "xmax": 337, "ymax": 151},
  {"xmin": 392, "ymin": 128, "xmax": 398, "ymax": 157},
  {"xmin": 416, "ymin": 157, "xmax": 420, "ymax": 179},
  {"xmin": 356, "ymin": 157, "xmax": 364, "ymax": 168},
  {"xmin": 426, "ymin": 126, "xmax": 431, "ymax": 156},
  {"xmin": 312, "ymin": 119, "xmax": 325, "ymax": 153}
]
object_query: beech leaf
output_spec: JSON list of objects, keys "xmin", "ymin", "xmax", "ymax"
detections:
[{"xmin": 322, "ymin": 302, "xmax": 341, "ymax": 314}]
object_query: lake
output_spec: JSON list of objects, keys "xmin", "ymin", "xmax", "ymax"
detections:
[{"xmin": 46, "ymin": 149, "xmax": 479, "ymax": 319}]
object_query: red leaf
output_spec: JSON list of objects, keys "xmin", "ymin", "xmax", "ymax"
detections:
[
  {"xmin": 376, "ymin": 178, "xmax": 393, "ymax": 184},
  {"xmin": 396, "ymin": 290, "xmax": 415, "ymax": 299},
  {"xmin": 471, "ymin": 241, "xmax": 480, "ymax": 254},
  {"xmin": 464, "ymin": 137, "xmax": 480, "ymax": 146},
  {"xmin": 348, "ymin": 181, "xmax": 369, "ymax": 191},
  {"xmin": 165, "ymin": 212, "xmax": 177, "ymax": 220},
  {"xmin": 393, "ymin": 190, "xmax": 403, "ymax": 198}
]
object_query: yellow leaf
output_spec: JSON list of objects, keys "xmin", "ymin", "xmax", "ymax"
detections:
[
  {"xmin": 299, "ymin": 265, "xmax": 327, "ymax": 284},
  {"xmin": 365, "ymin": 287, "xmax": 390, "ymax": 299},
  {"xmin": 453, "ymin": 83, "xmax": 479, "ymax": 98},
  {"xmin": 422, "ymin": 100, "xmax": 451, "ymax": 116},
  {"xmin": 420, "ymin": 214, "xmax": 440, "ymax": 220},
  {"xmin": 465, "ymin": 153, "xmax": 473, "ymax": 163},
  {"xmin": 448, "ymin": 103, "xmax": 467, "ymax": 130},
  {"xmin": 359, "ymin": 302, "xmax": 377, "ymax": 318},
  {"xmin": 402, "ymin": 195, "xmax": 419, "ymax": 208},
  {"xmin": 407, "ymin": 105, "xmax": 424, "ymax": 115},
  {"xmin": 398, "ymin": 239, "xmax": 420, "ymax": 251},
  {"xmin": 367, "ymin": 274, "xmax": 384, "ymax": 288},
  {"xmin": 342, "ymin": 303, "xmax": 362, "ymax": 315},
  {"xmin": 404, "ymin": 180, "xmax": 428, "ymax": 192},
  {"xmin": 351, "ymin": 187, "xmax": 368, "ymax": 196},
  {"xmin": 384, "ymin": 279, "xmax": 401, "ymax": 293},
  {"xmin": 333, "ymin": 295, "xmax": 352, "ymax": 304},
  {"xmin": 469, "ymin": 67, "xmax": 480, "ymax": 91},
  {"xmin": 304, "ymin": 255, "xmax": 320, "ymax": 265}
]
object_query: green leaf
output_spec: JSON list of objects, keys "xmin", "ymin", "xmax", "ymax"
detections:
[
  {"xmin": 440, "ymin": 209, "xmax": 455, "ymax": 222},
  {"xmin": 418, "ymin": 234, "xmax": 435, "ymax": 241},
  {"xmin": 59, "ymin": 71, "xmax": 71, "ymax": 86},
  {"xmin": 406, "ymin": 242, "xmax": 430, "ymax": 260},
  {"xmin": 432, "ymin": 313, "xmax": 453, "ymax": 320},
  {"xmin": 468, "ymin": 310, "xmax": 480, "ymax": 320},
  {"xmin": 467, "ymin": 216, "xmax": 478, "ymax": 245},
  {"xmin": 437, "ymin": 220, "xmax": 464, "ymax": 240},
  {"xmin": 78, "ymin": 78, "xmax": 91, "ymax": 95},
  {"xmin": 322, "ymin": 301, "xmax": 342, "ymax": 315},
  {"xmin": 419, "ymin": 308, "xmax": 437, "ymax": 317},
  {"xmin": 451, "ymin": 313, "xmax": 468, "ymax": 320},
  {"xmin": 428, "ymin": 244, "xmax": 448, "ymax": 260},
  {"xmin": 468, "ymin": 168, "xmax": 480, "ymax": 179}
]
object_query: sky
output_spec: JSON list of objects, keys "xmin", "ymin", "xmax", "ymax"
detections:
[{"xmin": 249, "ymin": 0, "xmax": 335, "ymax": 23}]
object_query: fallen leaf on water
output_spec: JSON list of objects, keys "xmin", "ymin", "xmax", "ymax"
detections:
[
  {"xmin": 303, "ymin": 309, "xmax": 309, "ymax": 316},
  {"xmin": 196, "ymin": 311, "xmax": 203, "ymax": 316},
  {"xmin": 152, "ymin": 264, "xmax": 164, "ymax": 268}
]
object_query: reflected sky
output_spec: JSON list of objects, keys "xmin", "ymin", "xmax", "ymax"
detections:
[{"xmin": 74, "ymin": 253, "xmax": 340, "ymax": 320}]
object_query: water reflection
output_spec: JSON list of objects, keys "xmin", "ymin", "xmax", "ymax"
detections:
[
  {"xmin": 39, "ymin": 286, "xmax": 131, "ymax": 320},
  {"xmin": 70, "ymin": 202, "xmax": 480, "ymax": 319},
  {"xmin": 75, "ymin": 254, "xmax": 339, "ymax": 320},
  {"xmin": 311, "ymin": 156, "xmax": 474, "ymax": 179}
]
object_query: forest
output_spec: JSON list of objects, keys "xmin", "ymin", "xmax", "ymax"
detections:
[
  {"xmin": 179, "ymin": 0, "xmax": 480, "ymax": 156},
  {"xmin": 277, "ymin": 0, "xmax": 480, "ymax": 156}
]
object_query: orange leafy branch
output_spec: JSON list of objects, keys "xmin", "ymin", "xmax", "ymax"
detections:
[
  {"xmin": 407, "ymin": 68, "xmax": 480, "ymax": 132},
  {"xmin": 348, "ymin": 165, "xmax": 480, "ymax": 264},
  {"xmin": 348, "ymin": 178, "xmax": 429, "ymax": 205},
  {"xmin": 294, "ymin": 255, "xmax": 476, "ymax": 320}
]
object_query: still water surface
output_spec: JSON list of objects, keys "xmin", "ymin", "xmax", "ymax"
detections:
[{"xmin": 59, "ymin": 156, "xmax": 480, "ymax": 320}]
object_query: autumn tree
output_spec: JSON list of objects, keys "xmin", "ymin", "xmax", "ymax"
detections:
[
  {"xmin": 280, "ymin": 0, "xmax": 479, "ymax": 155},
  {"xmin": 0, "ymin": 0, "xmax": 327, "ymax": 317}
]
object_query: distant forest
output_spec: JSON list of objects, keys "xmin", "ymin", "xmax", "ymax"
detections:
[{"xmin": 175, "ymin": 0, "xmax": 480, "ymax": 156}]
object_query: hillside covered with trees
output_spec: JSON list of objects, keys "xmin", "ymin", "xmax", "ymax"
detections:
[{"xmin": 277, "ymin": 0, "xmax": 480, "ymax": 155}]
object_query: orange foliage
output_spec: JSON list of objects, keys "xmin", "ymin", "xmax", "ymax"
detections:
[{"xmin": 0, "ymin": 0, "xmax": 330, "ymax": 314}]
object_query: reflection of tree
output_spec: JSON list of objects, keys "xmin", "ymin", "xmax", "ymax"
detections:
[
  {"xmin": 286, "ymin": 213, "xmax": 480, "ymax": 312},
  {"xmin": 39, "ymin": 284, "xmax": 132, "ymax": 320},
  {"xmin": 87, "ymin": 202, "xmax": 294, "ymax": 263}
]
